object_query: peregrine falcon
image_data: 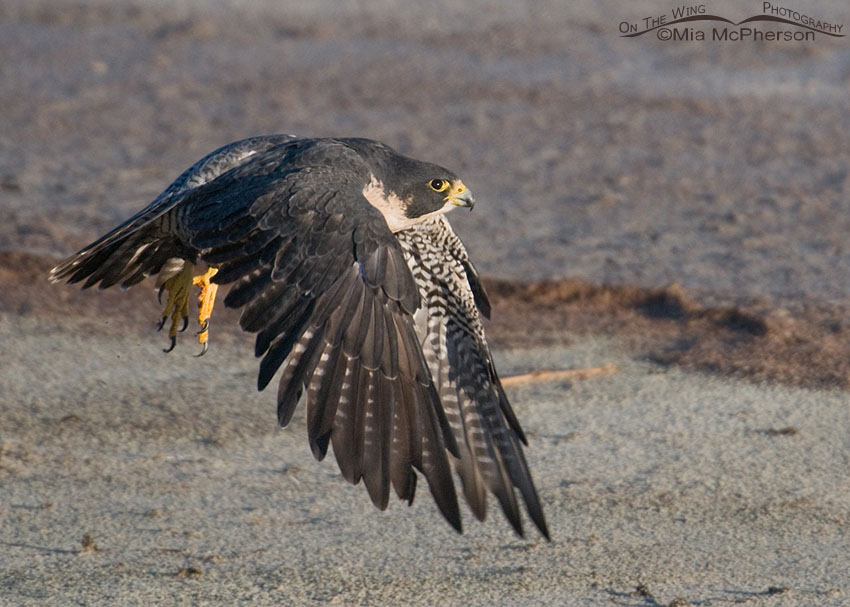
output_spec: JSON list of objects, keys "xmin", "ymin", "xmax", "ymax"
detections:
[{"xmin": 49, "ymin": 135, "xmax": 549, "ymax": 539}]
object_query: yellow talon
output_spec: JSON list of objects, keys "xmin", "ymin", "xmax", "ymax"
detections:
[
  {"xmin": 158, "ymin": 262, "xmax": 194, "ymax": 351},
  {"xmin": 156, "ymin": 263, "xmax": 218, "ymax": 354},
  {"xmin": 193, "ymin": 267, "xmax": 219, "ymax": 353}
]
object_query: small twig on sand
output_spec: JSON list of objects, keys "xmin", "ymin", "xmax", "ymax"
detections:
[{"xmin": 501, "ymin": 363, "xmax": 619, "ymax": 387}]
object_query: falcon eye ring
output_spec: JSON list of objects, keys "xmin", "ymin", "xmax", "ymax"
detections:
[{"xmin": 429, "ymin": 179, "xmax": 449, "ymax": 192}]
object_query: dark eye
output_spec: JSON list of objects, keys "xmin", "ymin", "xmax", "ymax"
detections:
[{"xmin": 429, "ymin": 179, "xmax": 449, "ymax": 192}]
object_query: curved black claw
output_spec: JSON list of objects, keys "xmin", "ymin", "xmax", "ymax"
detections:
[
  {"xmin": 158, "ymin": 285, "xmax": 166, "ymax": 305},
  {"xmin": 157, "ymin": 316, "xmax": 167, "ymax": 332},
  {"xmin": 163, "ymin": 336, "xmax": 177, "ymax": 353},
  {"xmin": 179, "ymin": 316, "xmax": 189, "ymax": 332},
  {"xmin": 195, "ymin": 342, "xmax": 209, "ymax": 357},
  {"xmin": 196, "ymin": 319, "xmax": 209, "ymax": 335}
]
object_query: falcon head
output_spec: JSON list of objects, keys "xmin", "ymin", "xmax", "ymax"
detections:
[
  {"xmin": 362, "ymin": 152, "xmax": 475, "ymax": 232},
  {"xmin": 399, "ymin": 171, "xmax": 474, "ymax": 216}
]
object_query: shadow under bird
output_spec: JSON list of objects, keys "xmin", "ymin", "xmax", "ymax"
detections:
[{"xmin": 49, "ymin": 135, "xmax": 549, "ymax": 539}]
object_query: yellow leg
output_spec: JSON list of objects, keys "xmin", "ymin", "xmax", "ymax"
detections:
[
  {"xmin": 193, "ymin": 267, "xmax": 219, "ymax": 356},
  {"xmin": 158, "ymin": 262, "xmax": 194, "ymax": 352}
]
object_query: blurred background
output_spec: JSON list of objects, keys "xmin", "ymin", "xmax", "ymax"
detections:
[{"xmin": 3, "ymin": 0, "xmax": 850, "ymax": 307}]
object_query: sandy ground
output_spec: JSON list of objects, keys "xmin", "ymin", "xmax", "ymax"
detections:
[
  {"xmin": 0, "ymin": 308, "xmax": 850, "ymax": 606},
  {"xmin": 4, "ymin": 310, "xmax": 850, "ymax": 607},
  {"xmin": 3, "ymin": 0, "xmax": 850, "ymax": 605}
]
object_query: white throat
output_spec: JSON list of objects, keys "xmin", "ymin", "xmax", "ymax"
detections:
[{"xmin": 362, "ymin": 175, "xmax": 454, "ymax": 233}]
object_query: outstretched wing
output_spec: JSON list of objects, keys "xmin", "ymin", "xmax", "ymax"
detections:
[
  {"xmin": 50, "ymin": 135, "xmax": 546, "ymax": 536},
  {"xmin": 49, "ymin": 134, "xmax": 298, "ymax": 289},
  {"xmin": 177, "ymin": 138, "xmax": 462, "ymax": 529},
  {"xmin": 397, "ymin": 215, "xmax": 549, "ymax": 539}
]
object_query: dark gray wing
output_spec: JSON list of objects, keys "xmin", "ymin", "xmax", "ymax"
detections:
[
  {"xmin": 179, "ymin": 139, "xmax": 462, "ymax": 529},
  {"xmin": 49, "ymin": 135, "xmax": 298, "ymax": 289},
  {"xmin": 397, "ymin": 215, "xmax": 549, "ymax": 539}
]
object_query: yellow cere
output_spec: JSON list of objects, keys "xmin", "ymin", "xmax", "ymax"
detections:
[{"xmin": 447, "ymin": 180, "xmax": 468, "ymax": 202}]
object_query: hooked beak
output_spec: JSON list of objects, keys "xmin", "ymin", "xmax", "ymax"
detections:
[{"xmin": 447, "ymin": 181, "xmax": 475, "ymax": 209}]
